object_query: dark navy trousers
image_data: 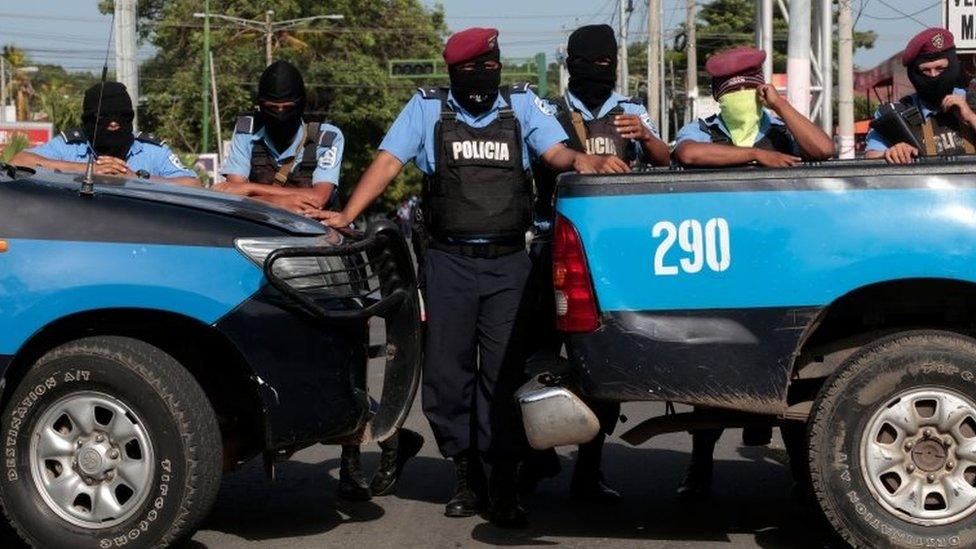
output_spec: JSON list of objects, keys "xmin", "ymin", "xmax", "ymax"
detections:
[{"xmin": 421, "ymin": 248, "xmax": 532, "ymax": 461}]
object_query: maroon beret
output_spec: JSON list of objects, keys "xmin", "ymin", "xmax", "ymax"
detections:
[
  {"xmin": 706, "ymin": 47, "xmax": 766, "ymax": 78},
  {"xmin": 903, "ymin": 28, "xmax": 955, "ymax": 66},
  {"xmin": 443, "ymin": 28, "xmax": 499, "ymax": 66}
]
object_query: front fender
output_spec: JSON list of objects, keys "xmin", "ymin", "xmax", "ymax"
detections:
[{"xmin": 0, "ymin": 238, "xmax": 263, "ymax": 356}]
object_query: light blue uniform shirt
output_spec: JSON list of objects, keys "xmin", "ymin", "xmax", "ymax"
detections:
[
  {"xmin": 675, "ymin": 109, "xmax": 797, "ymax": 153},
  {"xmin": 379, "ymin": 86, "xmax": 568, "ymax": 174},
  {"xmin": 221, "ymin": 120, "xmax": 344, "ymax": 186},
  {"xmin": 27, "ymin": 133, "xmax": 197, "ymax": 179},
  {"xmin": 864, "ymin": 88, "xmax": 967, "ymax": 152},
  {"xmin": 555, "ymin": 90, "xmax": 660, "ymax": 160}
]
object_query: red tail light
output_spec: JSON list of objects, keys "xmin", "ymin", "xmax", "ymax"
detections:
[{"xmin": 553, "ymin": 214, "xmax": 599, "ymax": 332}]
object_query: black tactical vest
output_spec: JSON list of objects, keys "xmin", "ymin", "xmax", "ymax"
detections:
[
  {"xmin": 554, "ymin": 98, "xmax": 637, "ymax": 163},
  {"xmin": 890, "ymin": 94, "xmax": 976, "ymax": 157},
  {"xmin": 234, "ymin": 116, "xmax": 337, "ymax": 188},
  {"xmin": 700, "ymin": 114, "xmax": 796, "ymax": 154},
  {"xmin": 425, "ymin": 84, "xmax": 533, "ymax": 241}
]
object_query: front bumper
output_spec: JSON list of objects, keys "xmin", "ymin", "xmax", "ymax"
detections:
[{"xmin": 219, "ymin": 221, "xmax": 422, "ymax": 449}]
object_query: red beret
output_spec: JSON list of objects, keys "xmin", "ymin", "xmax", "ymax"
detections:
[
  {"xmin": 443, "ymin": 28, "xmax": 499, "ymax": 66},
  {"xmin": 706, "ymin": 47, "xmax": 766, "ymax": 78},
  {"xmin": 903, "ymin": 28, "xmax": 955, "ymax": 66}
]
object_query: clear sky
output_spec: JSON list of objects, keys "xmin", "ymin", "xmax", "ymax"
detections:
[{"xmin": 0, "ymin": 1, "xmax": 946, "ymax": 73}]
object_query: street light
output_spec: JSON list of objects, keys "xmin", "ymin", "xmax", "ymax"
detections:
[{"xmin": 191, "ymin": 11, "xmax": 345, "ymax": 66}]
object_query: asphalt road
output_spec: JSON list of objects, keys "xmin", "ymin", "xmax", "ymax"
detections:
[{"xmin": 0, "ymin": 330, "xmax": 838, "ymax": 549}]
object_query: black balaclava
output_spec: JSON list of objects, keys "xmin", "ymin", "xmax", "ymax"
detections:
[
  {"xmin": 567, "ymin": 24, "xmax": 618, "ymax": 112},
  {"xmin": 257, "ymin": 60, "xmax": 307, "ymax": 152},
  {"xmin": 82, "ymin": 82, "xmax": 135, "ymax": 159},
  {"xmin": 448, "ymin": 50, "xmax": 502, "ymax": 115},
  {"xmin": 909, "ymin": 49, "xmax": 961, "ymax": 108}
]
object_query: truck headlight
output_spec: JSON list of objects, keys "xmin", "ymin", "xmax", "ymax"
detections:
[{"xmin": 235, "ymin": 235, "xmax": 363, "ymax": 294}]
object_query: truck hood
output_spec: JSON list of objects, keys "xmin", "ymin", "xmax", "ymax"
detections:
[{"xmin": 21, "ymin": 168, "xmax": 328, "ymax": 235}]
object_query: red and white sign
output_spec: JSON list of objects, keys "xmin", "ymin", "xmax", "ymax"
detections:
[{"xmin": 0, "ymin": 122, "xmax": 54, "ymax": 151}]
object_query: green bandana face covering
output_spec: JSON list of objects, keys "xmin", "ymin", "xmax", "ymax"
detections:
[{"xmin": 719, "ymin": 89, "xmax": 761, "ymax": 147}]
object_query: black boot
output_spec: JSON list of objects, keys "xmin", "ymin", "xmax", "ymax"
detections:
[
  {"xmin": 445, "ymin": 454, "xmax": 479, "ymax": 518},
  {"xmin": 337, "ymin": 445, "xmax": 372, "ymax": 501},
  {"xmin": 570, "ymin": 434, "xmax": 621, "ymax": 503},
  {"xmin": 488, "ymin": 461, "xmax": 528, "ymax": 528},
  {"xmin": 676, "ymin": 429, "xmax": 721, "ymax": 500},
  {"xmin": 370, "ymin": 428, "xmax": 425, "ymax": 496}
]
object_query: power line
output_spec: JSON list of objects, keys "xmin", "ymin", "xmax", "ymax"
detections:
[
  {"xmin": 858, "ymin": 0, "xmax": 938, "ymax": 22},
  {"xmin": 869, "ymin": 0, "xmax": 930, "ymax": 27}
]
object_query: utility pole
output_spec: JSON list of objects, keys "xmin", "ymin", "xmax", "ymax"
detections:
[
  {"xmin": 193, "ymin": 11, "xmax": 344, "ymax": 68},
  {"xmin": 209, "ymin": 51, "xmax": 223, "ymax": 165},
  {"xmin": 114, "ymin": 0, "xmax": 139, "ymax": 131},
  {"xmin": 557, "ymin": 46, "xmax": 568, "ymax": 95},
  {"xmin": 787, "ymin": 0, "xmax": 811, "ymax": 117},
  {"xmin": 0, "ymin": 56, "xmax": 6, "ymax": 123},
  {"xmin": 819, "ymin": 0, "xmax": 833, "ymax": 136},
  {"xmin": 647, "ymin": 0, "xmax": 661, "ymax": 128},
  {"xmin": 618, "ymin": 0, "xmax": 632, "ymax": 95},
  {"xmin": 201, "ymin": 0, "xmax": 211, "ymax": 154},
  {"xmin": 265, "ymin": 11, "xmax": 274, "ymax": 67},
  {"xmin": 755, "ymin": 0, "xmax": 774, "ymax": 83},
  {"xmin": 838, "ymin": 0, "xmax": 855, "ymax": 158},
  {"xmin": 684, "ymin": 0, "xmax": 697, "ymax": 124}
]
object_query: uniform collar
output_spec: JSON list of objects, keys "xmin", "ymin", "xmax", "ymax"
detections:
[
  {"xmin": 564, "ymin": 90, "xmax": 628, "ymax": 119},
  {"xmin": 707, "ymin": 109, "xmax": 783, "ymax": 139},
  {"xmin": 445, "ymin": 90, "xmax": 509, "ymax": 121},
  {"xmin": 254, "ymin": 120, "xmax": 307, "ymax": 159},
  {"xmin": 913, "ymin": 88, "xmax": 966, "ymax": 118}
]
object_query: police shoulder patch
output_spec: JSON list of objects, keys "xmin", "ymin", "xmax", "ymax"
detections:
[
  {"xmin": 534, "ymin": 95, "xmax": 557, "ymax": 116},
  {"xmin": 135, "ymin": 132, "xmax": 165, "ymax": 146},
  {"xmin": 168, "ymin": 153, "xmax": 186, "ymax": 170},
  {"xmin": 235, "ymin": 115, "xmax": 257, "ymax": 134},
  {"xmin": 61, "ymin": 128, "xmax": 87, "ymax": 144},
  {"xmin": 639, "ymin": 112, "xmax": 655, "ymax": 129},
  {"xmin": 317, "ymin": 146, "xmax": 339, "ymax": 170}
]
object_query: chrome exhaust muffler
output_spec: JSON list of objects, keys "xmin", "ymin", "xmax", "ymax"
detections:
[{"xmin": 516, "ymin": 375, "xmax": 600, "ymax": 450}]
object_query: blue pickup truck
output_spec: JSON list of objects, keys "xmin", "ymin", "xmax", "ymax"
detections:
[
  {"xmin": 0, "ymin": 164, "xmax": 421, "ymax": 548},
  {"xmin": 519, "ymin": 158, "xmax": 976, "ymax": 548}
]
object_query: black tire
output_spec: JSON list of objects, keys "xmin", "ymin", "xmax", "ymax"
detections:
[
  {"xmin": 0, "ymin": 336, "xmax": 222, "ymax": 548},
  {"xmin": 808, "ymin": 330, "xmax": 976, "ymax": 548}
]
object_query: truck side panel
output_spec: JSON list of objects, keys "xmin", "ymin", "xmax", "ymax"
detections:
[{"xmin": 557, "ymin": 176, "xmax": 976, "ymax": 413}]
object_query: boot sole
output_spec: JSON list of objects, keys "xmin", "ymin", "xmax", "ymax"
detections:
[{"xmin": 444, "ymin": 508, "xmax": 478, "ymax": 518}]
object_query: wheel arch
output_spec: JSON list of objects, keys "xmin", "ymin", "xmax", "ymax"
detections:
[
  {"xmin": 1, "ymin": 308, "xmax": 267, "ymax": 469},
  {"xmin": 785, "ymin": 277, "xmax": 976, "ymax": 412}
]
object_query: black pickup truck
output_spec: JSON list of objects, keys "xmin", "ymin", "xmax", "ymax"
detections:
[{"xmin": 0, "ymin": 164, "xmax": 421, "ymax": 548}]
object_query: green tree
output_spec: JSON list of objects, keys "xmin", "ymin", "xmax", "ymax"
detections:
[{"xmin": 103, "ymin": 0, "xmax": 446, "ymax": 212}]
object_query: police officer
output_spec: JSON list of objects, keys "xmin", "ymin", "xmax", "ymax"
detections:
[
  {"xmin": 865, "ymin": 28, "xmax": 976, "ymax": 164},
  {"xmin": 218, "ymin": 61, "xmax": 423, "ymax": 502},
  {"xmin": 12, "ymin": 82, "xmax": 199, "ymax": 186},
  {"xmin": 672, "ymin": 47, "xmax": 834, "ymax": 500},
  {"xmin": 521, "ymin": 24, "xmax": 671, "ymax": 504},
  {"xmin": 673, "ymin": 47, "xmax": 835, "ymax": 168},
  {"xmin": 216, "ymin": 60, "xmax": 344, "ymax": 214},
  {"xmin": 312, "ymin": 27, "xmax": 624, "ymax": 527}
]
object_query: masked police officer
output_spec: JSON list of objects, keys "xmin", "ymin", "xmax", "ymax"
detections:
[
  {"xmin": 865, "ymin": 28, "xmax": 976, "ymax": 164},
  {"xmin": 216, "ymin": 61, "xmax": 344, "ymax": 215},
  {"xmin": 673, "ymin": 47, "xmax": 835, "ymax": 168},
  {"xmin": 672, "ymin": 47, "xmax": 833, "ymax": 500},
  {"xmin": 13, "ymin": 82, "xmax": 199, "ymax": 186},
  {"xmin": 521, "ymin": 24, "xmax": 671, "ymax": 504},
  {"xmin": 313, "ymin": 27, "xmax": 625, "ymax": 527},
  {"xmin": 217, "ymin": 60, "xmax": 423, "ymax": 502}
]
